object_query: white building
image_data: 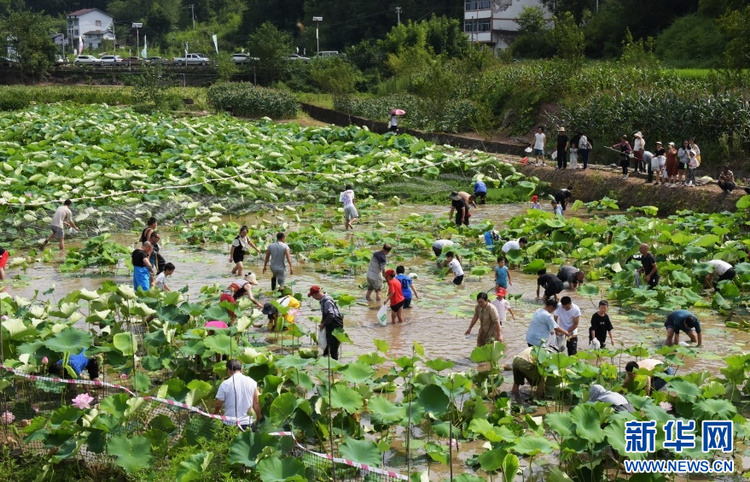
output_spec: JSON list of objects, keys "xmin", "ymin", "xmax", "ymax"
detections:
[
  {"xmin": 464, "ymin": 0, "xmax": 550, "ymax": 50},
  {"xmin": 67, "ymin": 8, "xmax": 115, "ymax": 50}
]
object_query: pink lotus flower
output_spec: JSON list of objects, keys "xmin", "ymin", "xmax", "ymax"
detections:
[
  {"xmin": 120, "ymin": 374, "xmax": 128, "ymax": 380},
  {"xmin": 41, "ymin": 357, "xmax": 49, "ymax": 365},
  {"xmin": 32, "ymin": 405, "xmax": 39, "ymax": 413},
  {"xmin": 1, "ymin": 411, "xmax": 14, "ymax": 424},
  {"xmin": 72, "ymin": 393, "xmax": 94, "ymax": 410},
  {"xmin": 0, "ymin": 315, "xmax": 7, "ymax": 321},
  {"xmin": 659, "ymin": 401, "xmax": 673, "ymax": 411},
  {"xmin": 446, "ymin": 438, "xmax": 460, "ymax": 451}
]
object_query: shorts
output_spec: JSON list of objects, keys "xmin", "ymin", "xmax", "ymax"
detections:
[
  {"xmin": 677, "ymin": 162, "xmax": 685, "ymax": 171},
  {"xmin": 544, "ymin": 281, "xmax": 564, "ymax": 298},
  {"xmin": 344, "ymin": 205, "xmax": 359, "ymax": 222},
  {"xmin": 232, "ymin": 250, "xmax": 245, "ymax": 263},
  {"xmin": 512, "ymin": 357, "xmax": 540, "ymax": 386},
  {"xmin": 452, "ymin": 275, "xmax": 464, "ymax": 286},
  {"xmin": 474, "ymin": 191, "xmax": 487, "ymax": 201},
  {"xmin": 366, "ymin": 277, "xmax": 383, "ymax": 291},
  {"xmin": 390, "ymin": 301, "xmax": 404, "ymax": 312},
  {"xmin": 51, "ymin": 225, "xmax": 64, "ymax": 239},
  {"xmin": 718, "ymin": 268, "xmax": 736, "ymax": 282},
  {"xmin": 402, "ymin": 297, "xmax": 412, "ymax": 309},
  {"xmin": 533, "ymin": 149, "xmax": 544, "ymax": 157},
  {"xmin": 432, "ymin": 247, "xmax": 443, "ymax": 257},
  {"xmin": 271, "ymin": 269, "xmax": 286, "ymax": 287}
]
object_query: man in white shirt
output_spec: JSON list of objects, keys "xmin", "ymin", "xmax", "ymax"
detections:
[
  {"xmin": 554, "ymin": 296, "xmax": 581, "ymax": 355},
  {"xmin": 704, "ymin": 259, "xmax": 735, "ymax": 287},
  {"xmin": 501, "ymin": 237, "xmax": 528, "ymax": 254},
  {"xmin": 531, "ymin": 126, "xmax": 546, "ymax": 166},
  {"xmin": 42, "ymin": 199, "xmax": 79, "ymax": 251},
  {"xmin": 215, "ymin": 359, "xmax": 261, "ymax": 430},
  {"xmin": 339, "ymin": 184, "xmax": 358, "ymax": 230}
]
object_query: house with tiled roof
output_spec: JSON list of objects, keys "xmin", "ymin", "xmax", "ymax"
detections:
[{"xmin": 66, "ymin": 8, "xmax": 115, "ymax": 50}]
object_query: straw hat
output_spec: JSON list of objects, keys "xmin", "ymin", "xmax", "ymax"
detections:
[
  {"xmin": 634, "ymin": 131, "xmax": 643, "ymax": 138},
  {"xmin": 558, "ymin": 127, "xmax": 565, "ymax": 132},
  {"xmin": 244, "ymin": 272, "xmax": 259, "ymax": 285},
  {"xmin": 449, "ymin": 192, "xmax": 462, "ymax": 201}
]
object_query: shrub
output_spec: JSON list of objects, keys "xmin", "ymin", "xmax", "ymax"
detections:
[{"xmin": 207, "ymin": 82, "xmax": 299, "ymax": 119}]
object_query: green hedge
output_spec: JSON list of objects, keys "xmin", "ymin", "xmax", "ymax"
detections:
[
  {"xmin": 207, "ymin": 82, "xmax": 299, "ymax": 119},
  {"xmin": 0, "ymin": 86, "xmax": 135, "ymax": 111},
  {"xmin": 335, "ymin": 93, "xmax": 478, "ymax": 133}
]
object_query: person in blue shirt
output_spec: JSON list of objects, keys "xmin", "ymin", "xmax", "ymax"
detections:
[
  {"xmin": 473, "ymin": 180, "xmax": 488, "ymax": 204},
  {"xmin": 48, "ymin": 350, "xmax": 100, "ymax": 379},
  {"xmin": 395, "ymin": 265, "xmax": 419, "ymax": 309},
  {"xmin": 494, "ymin": 256, "xmax": 512, "ymax": 291},
  {"xmin": 665, "ymin": 310, "xmax": 702, "ymax": 347}
]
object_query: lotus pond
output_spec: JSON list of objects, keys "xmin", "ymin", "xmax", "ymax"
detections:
[{"xmin": 1, "ymin": 104, "xmax": 750, "ymax": 481}]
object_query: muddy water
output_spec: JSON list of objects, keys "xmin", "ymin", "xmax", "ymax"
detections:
[{"xmin": 4, "ymin": 202, "xmax": 746, "ymax": 376}]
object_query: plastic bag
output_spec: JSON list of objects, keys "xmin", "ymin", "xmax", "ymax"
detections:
[
  {"xmin": 551, "ymin": 151, "xmax": 558, "ymax": 160},
  {"xmin": 377, "ymin": 304, "xmax": 388, "ymax": 326},
  {"xmin": 318, "ymin": 327, "xmax": 327, "ymax": 351}
]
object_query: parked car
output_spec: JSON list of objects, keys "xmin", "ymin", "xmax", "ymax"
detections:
[
  {"xmin": 99, "ymin": 55, "xmax": 123, "ymax": 65},
  {"xmin": 145, "ymin": 56, "xmax": 164, "ymax": 65},
  {"xmin": 74, "ymin": 55, "xmax": 100, "ymax": 66},
  {"xmin": 174, "ymin": 53, "xmax": 209, "ymax": 66},
  {"xmin": 231, "ymin": 53, "xmax": 259, "ymax": 64},
  {"xmin": 288, "ymin": 54, "xmax": 310, "ymax": 62},
  {"xmin": 123, "ymin": 56, "xmax": 141, "ymax": 65}
]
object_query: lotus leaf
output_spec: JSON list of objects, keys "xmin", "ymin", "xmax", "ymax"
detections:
[
  {"xmin": 107, "ymin": 434, "xmax": 153, "ymax": 474},
  {"xmin": 256, "ymin": 456, "xmax": 306, "ymax": 482},
  {"xmin": 43, "ymin": 327, "xmax": 92, "ymax": 354},
  {"xmin": 339, "ymin": 437, "xmax": 382, "ymax": 467},
  {"xmin": 329, "ymin": 383, "xmax": 364, "ymax": 413}
]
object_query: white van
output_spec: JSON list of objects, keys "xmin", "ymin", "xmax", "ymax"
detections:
[{"xmin": 316, "ymin": 51, "xmax": 340, "ymax": 58}]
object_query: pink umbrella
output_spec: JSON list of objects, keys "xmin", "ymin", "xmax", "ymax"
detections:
[
  {"xmin": 390, "ymin": 109, "xmax": 406, "ymax": 116},
  {"xmin": 204, "ymin": 320, "xmax": 229, "ymax": 329}
]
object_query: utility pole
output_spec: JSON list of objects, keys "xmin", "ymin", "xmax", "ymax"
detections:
[
  {"xmin": 189, "ymin": 4, "xmax": 196, "ymax": 30},
  {"xmin": 132, "ymin": 23, "xmax": 142, "ymax": 57},
  {"xmin": 396, "ymin": 6, "xmax": 402, "ymax": 24},
  {"xmin": 312, "ymin": 16, "xmax": 322, "ymax": 56}
]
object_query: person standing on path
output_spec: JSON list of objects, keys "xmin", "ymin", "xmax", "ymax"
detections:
[
  {"xmin": 612, "ymin": 135, "xmax": 632, "ymax": 180},
  {"xmin": 664, "ymin": 310, "xmax": 702, "ymax": 347},
  {"xmin": 366, "ymin": 244, "xmax": 391, "ymax": 302},
  {"xmin": 132, "ymin": 241, "xmax": 154, "ymax": 292},
  {"xmin": 554, "ymin": 296, "xmax": 581, "ymax": 355},
  {"xmin": 214, "ymin": 359, "xmax": 262, "ymax": 430},
  {"xmin": 388, "ymin": 113, "xmax": 399, "ymax": 133},
  {"xmin": 650, "ymin": 141, "xmax": 666, "ymax": 185},
  {"xmin": 532, "ymin": 126, "xmax": 546, "ymax": 166},
  {"xmin": 384, "ymin": 269, "xmax": 405, "ymax": 324},
  {"xmin": 448, "ymin": 192, "xmax": 470, "ymax": 226},
  {"xmin": 577, "ymin": 132, "xmax": 592, "ymax": 169},
  {"xmin": 465, "ymin": 292, "xmax": 502, "ymax": 345},
  {"xmin": 309, "ymin": 285, "xmax": 344, "ymax": 360},
  {"xmin": 633, "ymin": 132, "xmax": 646, "ymax": 173},
  {"xmin": 677, "ymin": 140, "xmax": 691, "ymax": 184},
  {"xmin": 339, "ymin": 184, "xmax": 359, "ymax": 230},
  {"xmin": 263, "ymin": 232, "xmax": 294, "ymax": 292},
  {"xmin": 665, "ymin": 141, "xmax": 678, "ymax": 185},
  {"xmin": 556, "ymin": 127, "xmax": 569, "ymax": 170},
  {"xmin": 42, "ymin": 200, "xmax": 79, "ymax": 251},
  {"xmin": 638, "ymin": 243, "xmax": 658, "ymax": 289},
  {"xmin": 230, "ymin": 225, "xmax": 261, "ymax": 277}
]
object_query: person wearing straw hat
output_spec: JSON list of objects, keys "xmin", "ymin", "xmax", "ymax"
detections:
[
  {"xmin": 214, "ymin": 359, "xmax": 261, "ymax": 430},
  {"xmin": 448, "ymin": 191, "xmax": 470, "ymax": 226},
  {"xmin": 555, "ymin": 127, "xmax": 568, "ymax": 170},
  {"xmin": 220, "ymin": 273, "xmax": 264, "ymax": 320}
]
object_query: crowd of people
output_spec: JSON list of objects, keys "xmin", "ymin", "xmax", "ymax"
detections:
[{"xmin": 0, "ymin": 178, "xmax": 733, "ymax": 426}]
